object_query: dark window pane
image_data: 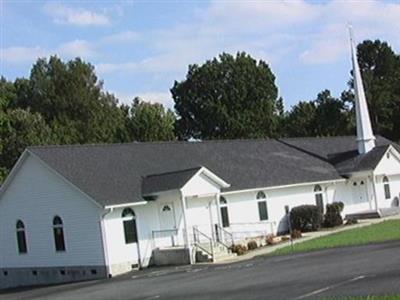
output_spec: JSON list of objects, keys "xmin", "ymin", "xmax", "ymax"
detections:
[
  {"xmin": 124, "ymin": 219, "xmax": 138, "ymax": 244},
  {"xmin": 17, "ymin": 231, "xmax": 27, "ymax": 254},
  {"xmin": 384, "ymin": 184, "xmax": 391, "ymax": 199},
  {"xmin": 315, "ymin": 194, "xmax": 324, "ymax": 214},
  {"xmin": 258, "ymin": 201, "xmax": 268, "ymax": 221},
  {"xmin": 221, "ymin": 207, "xmax": 230, "ymax": 228},
  {"xmin": 53, "ymin": 227, "xmax": 66, "ymax": 251}
]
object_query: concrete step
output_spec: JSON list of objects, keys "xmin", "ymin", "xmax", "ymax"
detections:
[
  {"xmin": 345, "ymin": 210, "xmax": 380, "ymax": 220},
  {"xmin": 379, "ymin": 207, "xmax": 400, "ymax": 217}
]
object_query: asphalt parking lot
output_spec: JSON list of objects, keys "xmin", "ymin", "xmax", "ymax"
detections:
[{"xmin": 1, "ymin": 241, "xmax": 400, "ymax": 300}]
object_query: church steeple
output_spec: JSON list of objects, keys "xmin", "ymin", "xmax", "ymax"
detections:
[{"xmin": 349, "ymin": 26, "xmax": 375, "ymax": 154}]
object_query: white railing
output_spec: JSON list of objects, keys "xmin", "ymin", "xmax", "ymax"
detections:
[
  {"xmin": 152, "ymin": 229, "xmax": 181, "ymax": 249},
  {"xmin": 228, "ymin": 221, "xmax": 276, "ymax": 241}
]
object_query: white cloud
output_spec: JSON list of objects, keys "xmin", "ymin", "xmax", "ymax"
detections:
[
  {"xmin": 299, "ymin": 0, "xmax": 400, "ymax": 64},
  {"xmin": 1, "ymin": 46, "xmax": 47, "ymax": 63},
  {"xmin": 2, "ymin": 40, "xmax": 97, "ymax": 64},
  {"xmin": 57, "ymin": 40, "xmax": 96, "ymax": 59},
  {"xmin": 43, "ymin": 2, "xmax": 110, "ymax": 26},
  {"xmin": 101, "ymin": 31, "xmax": 139, "ymax": 44}
]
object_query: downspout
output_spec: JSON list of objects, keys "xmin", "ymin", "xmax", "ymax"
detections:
[
  {"xmin": 100, "ymin": 208, "xmax": 113, "ymax": 278},
  {"xmin": 371, "ymin": 173, "xmax": 379, "ymax": 212}
]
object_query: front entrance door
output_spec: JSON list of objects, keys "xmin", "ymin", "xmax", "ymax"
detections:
[
  {"xmin": 352, "ymin": 180, "xmax": 368, "ymax": 205},
  {"xmin": 158, "ymin": 203, "xmax": 177, "ymax": 247}
]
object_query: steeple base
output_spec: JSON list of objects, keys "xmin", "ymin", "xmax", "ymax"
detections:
[{"xmin": 357, "ymin": 138, "xmax": 376, "ymax": 154}]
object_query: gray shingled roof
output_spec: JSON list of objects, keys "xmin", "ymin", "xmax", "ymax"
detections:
[
  {"xmin": 142, "ymin": 167, "xmax": 201, "ymax": 196},
  {"xmin": 28, "ymin": 135, "xmax": 399, "ymax": 207},
  {"xmin": 279, "ymin": 135, "xmax": 397, "ymax": 175}
]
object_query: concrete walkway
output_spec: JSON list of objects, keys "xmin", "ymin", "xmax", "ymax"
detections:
[{"xmin": 215, "ymin": 214, "xmax": 400, "ymax": 264}]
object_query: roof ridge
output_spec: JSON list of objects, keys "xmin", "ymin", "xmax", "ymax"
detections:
[
  {"xmin": 27, "ymin": 137, "xmax": 276, "ymax": 150},
  {"xmin": 144, "ymin": 166, "xmax": 202, "ymax": 178}
]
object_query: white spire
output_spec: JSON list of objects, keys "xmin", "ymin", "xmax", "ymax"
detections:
[{"xmin": 349, "ymin": 25, "xmax": 375, "ymax": 154}]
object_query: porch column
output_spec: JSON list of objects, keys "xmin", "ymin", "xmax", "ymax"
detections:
[
  {"xmin": 371, "ymin": 174, "xmax": 379, "ymax": 211},
  {"xmin": 215, "ymin": 192, "xmax": 222, "ymax": 227},
  {"xmin": 179, "ymin": 190, "xmax": 192, "ymax": 262},
  {"xmin": 215, "ymin": 192, "xmax": 224, "ymax": 243}
]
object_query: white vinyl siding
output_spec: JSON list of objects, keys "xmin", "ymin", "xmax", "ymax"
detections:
[{"xmin": 0, "ymin": 153, "xmax": 105, "ymax": 268}]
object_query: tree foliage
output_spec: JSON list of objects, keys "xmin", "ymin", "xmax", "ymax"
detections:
[
  {"xmin": 285, "ymin": 90, "xmax": 353, "ymax": 137},
  {"xmin": 172, "ymin": 52, "xmax": 280, "ymax": 139},
  {"xmin": 352, "ymin": 40, "xmax": 400, "ymax": 141},
  {"xmin": 0, "ymin": 57, "xmax": 176, "ymax": 183},
  {"xmin": 126, "ymin": 97, "xmax": 176, "ymax": 142}
]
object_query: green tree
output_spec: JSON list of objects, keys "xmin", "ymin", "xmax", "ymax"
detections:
[
  {"xmin": 0, "ymin": 108, "xmax": 51, "ymax": 182},
  {"xmin": 172, "ymin": 52, "xmax": 280, "ymax": 139},
  {"xmin": 349, "ymin": 40, "xmax": 400, "ymax": 141},
  {"xmin": 126, "ymin": 97, "xmax": 175, "ymax": 142},
  {"xmin": 285, "ymin": 90, "xmax": 352, "ymax": 137},
  {"xmin": 285, "ymin": 101, "xmax": 317, "ymax": 137},
  {"xmin": 13, "ymin": 56, "xmax": 129, "ymax": 144}
]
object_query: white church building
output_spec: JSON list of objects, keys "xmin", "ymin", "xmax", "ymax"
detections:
[{"xmin": 1, "ymin": 32, "xmax": 400, "ymax": 289}]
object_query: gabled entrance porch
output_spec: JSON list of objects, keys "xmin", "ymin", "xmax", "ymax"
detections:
[{"xmin": 142, "ymin": 166, "xmax": 235, "ymax": 265}]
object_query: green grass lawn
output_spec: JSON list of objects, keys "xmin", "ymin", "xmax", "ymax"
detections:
[
  {"xmin": 324, "ymin": 296, "xmax": 400, "ymax": 300},
  {"xmin": 271, "ymin": 219, "xmax": 400, "ymax": 256}
]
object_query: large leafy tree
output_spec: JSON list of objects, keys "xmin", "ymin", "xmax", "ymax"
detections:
[
  {"xmin": 13, "ymin": 56, "xmax": 128, "ymax": 144},
  {"xmin": 172, "ymin": 52, "xmax": 280, "ymax": 140},
  {"xmin": 352, "ymin": 40, "xmax": 400, "ymax": 141},
  {"xmin": 285, "ymin": 90, "xmax": 352, "ymax": 137},
  {"xmin": 126, "ymin": 97, "xmax": 175, "ymax": 142}
]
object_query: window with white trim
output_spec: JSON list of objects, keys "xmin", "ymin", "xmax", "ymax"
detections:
[
  {"xmin": 16, "ymin": 220, "xmax": 27, "ymax": 254},
  {"xmin": 220, "ymin": 196, "xmax": 230, "ymax": 228},
  {"xmin": 122, "ymin": 208, "xmax": 138, "ymax": 244},
  {"xmin": 256, "ymin": 191, "xmax": 268, "ymax": 221},
  {"xmin": 53, "ymin": 216, "xmax": 66, "ymax": 252},
  {"xmin": 314, "ymin": 185, "xmax": 324, "ymax": 213},
  {"xmin": 383, "ymin": 176, "xmax": 391, "ymax": 200}
]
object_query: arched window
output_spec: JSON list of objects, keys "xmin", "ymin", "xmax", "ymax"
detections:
[
  {"xmin": 219, "ymin": 196, "xmax": 230, "ymax": 228},
  {"xmin": 256, "ymin": 191, "xmax": 268, "ymax": 221},
  {"xmin": 314, "ymin": 185, "xmax": 324, "ymax": 213},
  {"xmin": 53, "ymin": 216, "xmax": 66, "ymax": 252},
  {"xmin": 122, "ymin": 208, "xmax": 138, "ymax": 244},
  {"xmin": 383, "ymin": 176, "xmax": 391, "ymax": 199},
  {"xmin": 16, "ymin": 220, "xmax": 27, "ymax": 254},
  {"xmin": 256, "ymin": 191, "xmax": 266, "ymax": 200}
]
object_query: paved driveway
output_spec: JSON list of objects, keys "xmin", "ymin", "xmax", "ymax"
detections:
[{"xmin": 1, "ymin": 241, "xmax": 400, "ymax": 300}]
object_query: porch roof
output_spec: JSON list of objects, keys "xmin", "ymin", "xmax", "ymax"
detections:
[{"xmin": 142, "ymin": 166, "xmax": 230, "ymax": 196}]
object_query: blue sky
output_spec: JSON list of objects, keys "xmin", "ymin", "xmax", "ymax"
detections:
[{"xmin": 1, "ymin": 0, "xmax": 400, "ymax": 110}]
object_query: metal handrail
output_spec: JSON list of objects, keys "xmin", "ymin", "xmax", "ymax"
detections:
[
  {"xmin": 215, "ymin": 224, "xmax": 234, "ymax": 248},
  {"xmin": 193, "ymin": 226, "xmax": 214, "ymax": 260}
]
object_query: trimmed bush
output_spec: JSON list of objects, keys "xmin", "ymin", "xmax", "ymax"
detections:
[
  {"xmin": 266, "ymin": 234, "xmax": 275, "ymax": 245},
  {"xmin": 230, "ymin": 244, "xmax": 247, "ymax": 255},
  {"xmin": 290, "ymin": 205, "xmax": 323, "ymax": 232},
  {"xmin": 291, "ymin": 229, "xmax": 302, "ymax": 239},
  {"xmin": 345, "ymin": 217, "xmax": 358, "ymax": 225},
  {"xmin": 247, "ymin": 240, "xmax": 258, "ymax": 250},
  {"xmin": 323, "ymin": 202, "xmax": 344, "ymax": 228}
]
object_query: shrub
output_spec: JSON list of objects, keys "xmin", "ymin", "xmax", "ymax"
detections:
[
  {"xmin": 290, "ymin": 205, "xmax": 323, "ymax": 232},
  {"xmin": 266, "ymin": 234, "xmax": 275, "ymax": 245},
  {"xmin": 323, "ymin": 202, "xmax": 344, "ymax": 228},
  {"xmin": 281, "ymin": 236, "xmax": 290, "ymax": 242},
  {"xmin": 247, "ymin": 240, "xmax": 258, "ymax": 250},
  {"xmin": 230, "ymin": 244, "xmax": 247, "ymax": 255},
  {"xmin": 345, "ymin": 217, "xmax": 358, "ymax": 225},
  {"xmin": 291, "ymin": 229, "xmax": 302, "ymax": 239}
]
